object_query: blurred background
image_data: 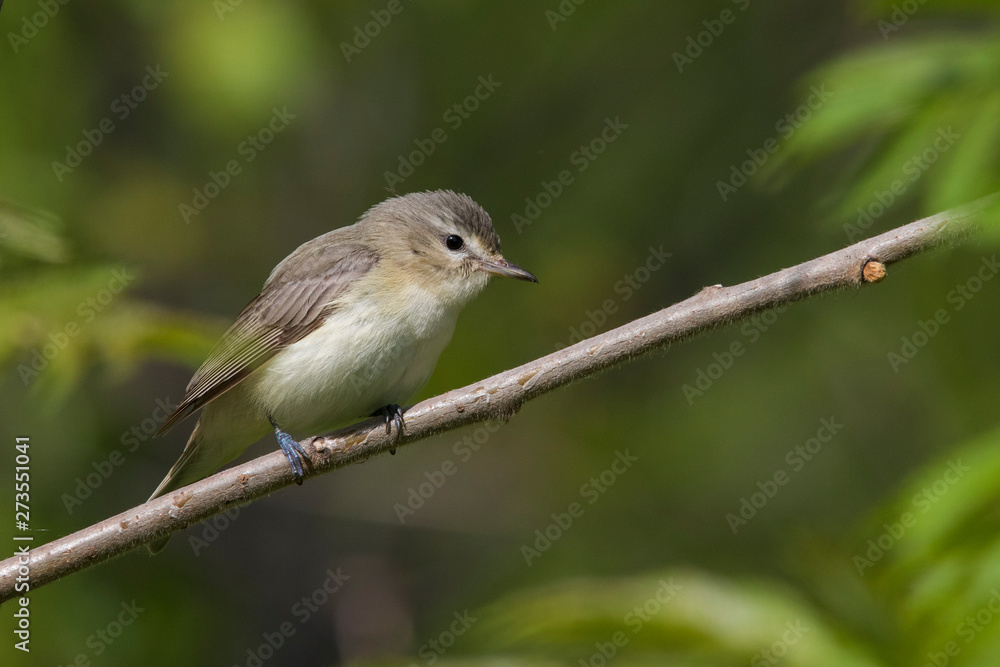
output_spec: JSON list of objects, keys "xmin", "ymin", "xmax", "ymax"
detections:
[{"xmin": 3, "ymin": 0, "xmax": 1000, "ymax": 665}]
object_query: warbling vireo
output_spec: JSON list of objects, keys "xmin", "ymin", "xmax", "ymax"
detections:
[{"xmin": 147, "ymin": 191, "xmax": 535, "ymax": 550}]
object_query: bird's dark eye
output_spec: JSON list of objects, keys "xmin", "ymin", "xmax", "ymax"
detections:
[{"xmin": 445, "ymin": 235, "xmax": 464, "ymax": 251}]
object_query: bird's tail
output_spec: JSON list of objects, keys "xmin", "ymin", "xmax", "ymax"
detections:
[{"xmin": 146, "ymin": 419, "xmax": 209, "ymax": 554}]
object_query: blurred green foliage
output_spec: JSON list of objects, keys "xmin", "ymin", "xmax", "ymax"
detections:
[
  {"xmin": 2, "ymin": 0, "xmax": 1000, "ymax": 666},
  {"xmin": 763, "ymin": 32, "xmax": 1000, "ymax": 222},
  {"xmin": 363, "ymin": 428, "xmax": 1000, "ymax": 666}
]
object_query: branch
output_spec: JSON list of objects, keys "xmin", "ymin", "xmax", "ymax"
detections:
[{"xmin": 2, "ymin": 194, "xmax": 996, "ymax": 603}]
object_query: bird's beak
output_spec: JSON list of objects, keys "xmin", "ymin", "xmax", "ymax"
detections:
[{"xmin": 477, "ymin": 256, "xmax": 538, "ymax": 283}]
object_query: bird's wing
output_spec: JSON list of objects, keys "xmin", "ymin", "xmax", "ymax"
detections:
[{"xmin": 155, "ymin": 247, "xmax": 378, "ymax": 436}]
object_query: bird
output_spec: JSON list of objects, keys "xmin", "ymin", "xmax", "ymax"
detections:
[{"xmin": 147, "ymin": 190, "xmax": 536, "ymax": 551}]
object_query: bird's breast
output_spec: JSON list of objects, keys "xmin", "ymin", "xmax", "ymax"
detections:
[{"xmin": 248, "ymin": 286, "xmax": 460, "ymax": 435}]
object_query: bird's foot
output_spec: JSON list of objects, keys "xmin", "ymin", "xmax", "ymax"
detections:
[
  {"xmin": 372, "ymin": 404, "xmax": 405, "ymax": 447},
  {"xmin": 269, "ymin": 416, "xmax": 309, "ymax": 485}
]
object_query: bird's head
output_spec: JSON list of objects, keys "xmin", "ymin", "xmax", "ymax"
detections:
[{"xmin": 364, "ymin": 190, "xmax": 537, "ymax": 308}]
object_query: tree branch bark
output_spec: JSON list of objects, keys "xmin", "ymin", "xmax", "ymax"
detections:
[{"xmin": 2, "ymin": 194, "xmax": 996, "ymax": 603}]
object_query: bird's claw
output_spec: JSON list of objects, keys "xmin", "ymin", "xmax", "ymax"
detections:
[
  {"xmin": 269, "ymin": 416, "xmax": 309, "ymax": 485},
  {"xmin": 374, "ymin": 404, "xmax": 405, "ymax": 441}
]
